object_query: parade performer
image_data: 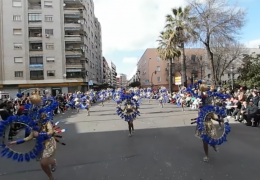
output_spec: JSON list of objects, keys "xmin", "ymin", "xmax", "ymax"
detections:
[
  {"xmin": 0, "ymin": 88, "xmax": 67, "ymax": 180},
  {"xmin": 146, "ymin": 87, "xmax": 153, "ymax": 103},
  {"xmin": 98, "ymin": 90, "xmax": 106, "ymax": 106},
  {"xmin": 116, "ymin": 91, "xmax": 140, "ymax": 137},
  {"xmin": 187, "ymin": 81, "xmax": 231, "ymax": 162},
  {"xmin": 157, "ymin": 87, "xmax": 168, "ymax": 108},
  {"xmin": 113, "ymin": 88, "xmax": 123, "ymax": 106}
]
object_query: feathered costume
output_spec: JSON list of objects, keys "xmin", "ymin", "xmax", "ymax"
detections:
[
  {"xmin": 116, "ymin": 91, "xmax": 140, "ymax": 122},
  {"xmin": 186, "ymin": 81, "xmax": 231, "ymax": 147},
  {"xmin": 0, "ymin": 89, "xmax": 67, "ymax": 162}
]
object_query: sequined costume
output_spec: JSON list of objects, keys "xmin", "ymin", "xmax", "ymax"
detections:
[{"xmin": 0, "ymin": 88, "xmax": 67, "ymax": 163}]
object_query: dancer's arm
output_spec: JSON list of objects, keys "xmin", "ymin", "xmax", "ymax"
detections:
[
  {"xmin": 9, "ymin": 130, "xmax": 34, "ymax": 145},
  {"xmin": 39, "ymin": 121, "xmax": 54, "ymax": 137}
]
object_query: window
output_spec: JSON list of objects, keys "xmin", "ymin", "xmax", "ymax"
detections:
[
  {"xmin": 156, "ymin": 56, "xmax": 160, "ymax": 61},
  {"xmin": 14, "ymin": 43, "xmax": 22, "ymax": 50},
  {"xmin": 14, "ymin": 57, "xmax": 23, "ymax": 63},
  {"xmin": 15, "ymin": 71, "xmax": 23, "ymax": 77},
  {"xmin": 12, "ymin": 0, "xmax": 22, "ymax": 7},
  {"xmin": 157, "ymin": 77, "xmax": 161, "ymax": 82},
  {"xmin": 45, "ymin": 29, "xmax": 53, "ymax": 35},
  {"xmin": 30, "ymin": 71, "xmax": 44, "ymax": 80},
  {"xmin": 13, "ymin": 29, "xmax": 22, "ymax": 35},
  {"xmin": 47, "ymin": 70, "xmax": 55, "ymax": 76},
  {"xmin": 44, "ymin": 1, "xmax": 53, "ymax": 7},
  {"xmin": 13, "ymin": 15, "xmax": 21, "ymax": 21},
  {"xmin": 28, "ymin": 13, "xmax": 42, "ymax": 22},
  {"xmin": 30, "ymin": 57, "xmax": 43, "ymax": 64},
  {"xmin": 45, "ymin": 15, "xmax": 53, "ymax": 22},
  {"xmin": 46, "ymin": 43, "xmax": 54, "ymax": 50},
  {"xmin": 46, "ymin": 57, "xmax": 55, "ymax": 62},
  {"xmin": 192, "ymin": 66, "xmax": 197, "ymax": 71},
  {"xmin": 191, "ymin": 55, "xmax": 196, "ymax": 62},
  {"xmin": 156, "ymin": 66, "xmax": 161, "ymax": 72}
]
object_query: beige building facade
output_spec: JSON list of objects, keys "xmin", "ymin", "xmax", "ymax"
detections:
[
  {"xmin": 137, "ymin": 48, "xmax": 206, "ymax": 90},
  {"xmin": 0, "ymin": 0, "xmax": 102, "ymax": 97}
]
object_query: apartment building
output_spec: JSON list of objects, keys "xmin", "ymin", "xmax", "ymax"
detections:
[
  {"xmin": 111, "ymin": 61, "xmax": 117, "ymax": 87},
  {"xmin": 118, "ymin": 73, "xmax": 127, "ymax": 88},
  {"xmin": 102, "ymin": 56, "xmax": 111, "ymax": 85},
  {"xmin": 136, "ymin": 48, "xmax": 206, "ymax": 90},
  {"xmin": 0, "ymin": 0, "xmax": 102, "ymax": 97}
]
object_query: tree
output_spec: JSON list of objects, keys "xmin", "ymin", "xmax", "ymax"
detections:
[
  {"xmin": 165, "ymin": 6, "xmax": 195, "ymax": 87},
  {"xmin": 236, "ymin": 52, "xmax": 260, "ymax": 88},
  {"xmin": 188, "ymin": 0, "xmax": 246, "ymax": 85},
  {"xmin": 129, "ymin": 81, "xmax": 140, "ymax": 87},
  {"xmin": 212, "ymin": 41, "xmax": 247, "ymax": 85},
  {"xmin": 157, "ymin": 30, "xmax": 181, "ymax": 93}
]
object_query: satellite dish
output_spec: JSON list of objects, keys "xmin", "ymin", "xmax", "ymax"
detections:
[
  {"xmin": 78, "ymin": 20, "xmax": 81, "ymax": 24},
  {"xmin": 63, "ymin": 3, "xmax": 66, "ymax": 6}
]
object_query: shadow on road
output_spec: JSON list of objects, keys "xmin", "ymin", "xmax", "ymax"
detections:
[{"xmin": 0, "ymin": 120, "xmax": 259, "ymax": 180}]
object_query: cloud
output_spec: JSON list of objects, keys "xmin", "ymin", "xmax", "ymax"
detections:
[
  {"xmin": 93, "ymin": 0, "xmax": 187, "ymax": 55},
  {"xmin": 245, "ymin": 39, "xmax": 260, "ymax": 48},
  {"xmin": 122, "ymin": 57, "xmax": 138, "ymax": 64}
]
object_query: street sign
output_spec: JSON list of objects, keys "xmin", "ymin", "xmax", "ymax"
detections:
[
  {"xmin": 88, "ymin": 80, "xmax": 93, "ymax": 85},
  {"xmin": 174, "ymin": 76, "xmax": 182, "ymax": 85}
]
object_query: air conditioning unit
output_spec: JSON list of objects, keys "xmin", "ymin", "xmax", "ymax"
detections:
[
  {"xmin": 45, "ymin": 34, "xmax": 50, "ymax": 38},
  {"xmin": 166, "ymin": 78, "xmax": 169, "ymax": 81},
  {"xmin": 165, "ymin": 68, "xmax": 169, "ymax": 71}
]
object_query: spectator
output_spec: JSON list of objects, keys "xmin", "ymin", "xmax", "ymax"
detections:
[
  {"xmin": 240, "ymin": 101, "xmax": 248, "ymax": 122},
  {"xmin": 246, "ymin": 99, "xmax": 258, "ymax": 126},
  {"xmin": 251, "ymin": 90, "xmax": 259, "ymax": 106},
  {"xmin": 232, "ymin": 97, "xmax": 242, "ymax": 121}
]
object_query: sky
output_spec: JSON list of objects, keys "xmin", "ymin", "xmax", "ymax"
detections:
[{"xmin": 93, "ymin": 0, "xmax": 260, "ymax": 79}]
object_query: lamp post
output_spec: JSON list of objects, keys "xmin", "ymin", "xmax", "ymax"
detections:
[
  {"xmin": 150, "ymin": 70, "xmax": 157, "ymax": 88},
  {"xmin": 231, "ymin": 66, "xmax": 234, "ymax": 90}
]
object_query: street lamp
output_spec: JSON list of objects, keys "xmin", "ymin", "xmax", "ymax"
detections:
[
  {"xmin": 231, "ymin": 66, "xmax": 234, "ymax": 90},
  {"xmin": 150, "ymin": 70, "xmax": 157, "ymax": 88}
]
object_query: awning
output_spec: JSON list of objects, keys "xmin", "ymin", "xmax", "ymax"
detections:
[
  {"xmin": 64, "ymin": 28, "xmax": 81, "ymax": 31},
  {"xmin": 65, "ymin": 41, "xmax": 82, "ymax": 44},
  {"xmin": 28, "ymin": 27, "xmax": 42, "ymax": 29},
  {"xmin": 64, "ymin": 15, "xmax": 80, "ymax": 18},
  {"xmin": 29, "ymin": 64, "xmax": 43, "ymax": 68},
  {"xmin": 30, "ymin": 55, "xmax": 43, "ymax": 57},
  {"xmin": 66, "ymin": 55, "xmax": 82, "ymax": 58},
  {"xmin": 66, "ymin": 68, "xmax": 82, "ymax": 72},
  {"xmin": 29, "ymin": 41, "xmax": 42, "ymax": 43}
]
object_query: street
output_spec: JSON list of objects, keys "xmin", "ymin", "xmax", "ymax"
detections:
[{"xmin": 0, "ymin": 100, "xmax": 260, "ymax": 180}]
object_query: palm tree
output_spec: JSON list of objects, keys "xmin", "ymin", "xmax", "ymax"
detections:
[
  {"xmin": 157, "ymin": 30, "xmax": 181, "ymax": 93},
  {"xmin": 164, "ymin": 6, "xmax": 195, "ymax": 87}
]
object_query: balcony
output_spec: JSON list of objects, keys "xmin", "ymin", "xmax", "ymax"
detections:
[
  {"xmin": 64, "ymin": 22, "xmax": 81, "ymax": 29},
  {"xmin": 29, "ymin": 27, "xmax": 42, "ymax": 41},
  {"xmin": 29, "ymin": 43, "xmax": 43, "ymax": 54},
  {"xmin": 66, "ymin": 62, "xmax": 83, "ymax": 68},
  {"xmin": 65, "ymin": 50, "xmax": 83, "ymax": 58},
  {"xmin": 30, "ymin": 70, "xmax": 44, "ymax": 80},
  {"xmin": 66, "ymin": 72, "xmax": 83, "ymax": 79},
  {"xmin": 64, "ymin": 0, "xmax": 84, "ymax": 5},
  {"xmin": 65, "ymin": 35, "xmax": 82, "ymax": 42},
  {"xmin": 28, "ymin": 0, "xmax": 41, "ymax": 11}
]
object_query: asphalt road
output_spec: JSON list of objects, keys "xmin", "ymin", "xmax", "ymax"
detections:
[{"xmin": 0, "ymin": 100, "xmax": 260, "ymax": 180}]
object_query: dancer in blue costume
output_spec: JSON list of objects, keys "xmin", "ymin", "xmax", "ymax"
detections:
[
  {"xmin": 113, "ymin": 88, "xmax": 123, "ymax": 106},
  {"xmin": 186, "ymin": 81, "xmax": 231, "ymax": 162},
  {"xmin": 145, "ymin": 87, "xmax": 153, "ymax": 103},
  {"xmin": 116, "ymin": 90, "xmax": 140, "ymax": 137},
  {"xmin": 156, "ymin": 87, "xmax": 168, "ymax": 108},
  {"xmin": 0, "ymin": 88, "xmax": 67, "ymax": 180},
  {"xmin": 98, "ymin": 89, "xmax": 107, "ymax": 106}
]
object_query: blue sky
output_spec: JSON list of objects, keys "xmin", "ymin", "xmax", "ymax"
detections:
[{"xmin": 94, "ymin": 0, "xmax": 260, "ymax": 79}]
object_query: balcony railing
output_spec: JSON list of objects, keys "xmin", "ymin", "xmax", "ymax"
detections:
[
  {"xmin": 66, "ymin": 62, "xmax": 83, "ymax": 68},
  {"xmin": 28, "ymin": 5, "xmax": 41, "ymax": 9},
  {"xmin": 30, "ymin": 76, "xmax": 44, "ymax": 80}
]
